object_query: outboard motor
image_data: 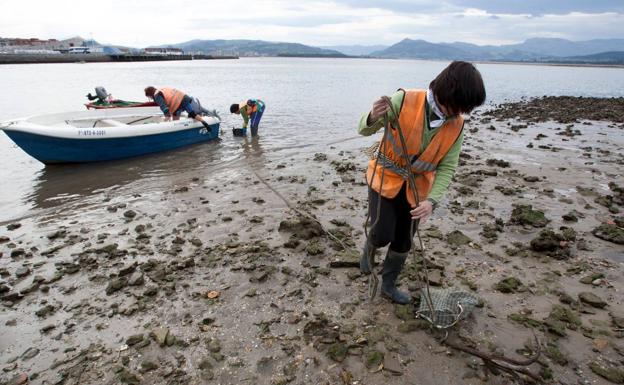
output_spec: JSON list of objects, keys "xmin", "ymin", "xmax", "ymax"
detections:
[{"xmin": 86, "ymin": 86, "xmax": 110, "ymax": 102}]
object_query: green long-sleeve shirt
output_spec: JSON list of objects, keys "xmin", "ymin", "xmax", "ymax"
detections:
[
  {"xmin": 239, "ymin": 105, "xmax": 250, "ymax": 128},
  {"xmin": 358, "ymin": 90, "xmax": 464, "ymax": 203}
]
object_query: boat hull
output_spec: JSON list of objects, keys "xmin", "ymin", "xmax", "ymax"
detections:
[{"xmin": 3, "ymin": 123, "xmax": 220, "ymax": 164}]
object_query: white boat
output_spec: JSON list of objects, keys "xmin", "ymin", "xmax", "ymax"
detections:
[{"xmin": 0, "ymin": 107, "xmax": 220, "ymax": 164}]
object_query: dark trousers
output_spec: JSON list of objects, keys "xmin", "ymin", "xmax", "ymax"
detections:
[
  {"xmin": 249, "ymin": 109, "xmax": 264, "ymax": 136},
  {"xmin": 368, "ymin": 183, "xmax": 416, "ymax": 253},
  {"xmin": 175, "ymin": 101, "xmax": 197, "ymax": 119}
]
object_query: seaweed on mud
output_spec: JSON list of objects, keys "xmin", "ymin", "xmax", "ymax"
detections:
[
  {"xmin": 509, "ymin": 204, "xmax": 549, "ymax": 228},
  {"xmin": 592, "ymin": 223, "xmax": 624, "ymax": 245},
  {"xmin": 530, "ymin": 229, "xmax": 572, "ymax": 259},
  {"xmin": 494, "ymin": 277, "xmax": 525, "ymax": 293}
]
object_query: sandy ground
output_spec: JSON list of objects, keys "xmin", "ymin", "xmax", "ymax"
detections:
[{"xmin": 1, "ymin": 96, "xmax": 624, "ymax": 385}]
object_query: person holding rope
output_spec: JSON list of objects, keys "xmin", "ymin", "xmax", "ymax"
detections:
[{"xmin": 359, "ymin": 61, "xmax": 486, "ymax": 304}]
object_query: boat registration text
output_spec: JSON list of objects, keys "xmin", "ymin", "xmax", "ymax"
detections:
[{"xmin": 78, "ymin": 129, "xmax": 107, "ymax": 136}]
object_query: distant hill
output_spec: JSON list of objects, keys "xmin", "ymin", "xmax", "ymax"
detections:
[
  {"xmin": 371, "ymin": 39, "xmax": 476, "ymax": 60},
  {"xmin": 548, "ymin": 51, "xmax": 624, "ymax": 65},
  {"xmin": 321, "ymin": 44, "xmax": 388, "ymax": 56},
  {"xmin": 152, "ymin": 39, "xmax": 346, "ymax": 57},
  {"xmin": 505, "ymin": 38, "xmax": 624, "ymax": 57},
  {"xmin": 372, "ymin": 38, "xmax": 624, "ymax": 64}
]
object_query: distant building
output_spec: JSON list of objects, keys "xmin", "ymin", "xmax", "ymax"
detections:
[
  {"xmin": 12, "ymin": 49, "xmax": 60, "ymax": 54},
  {"xmin": 0, "ymin": 36, "xmax": 83, "ymax": 53},
  {"xmin": 0, "ymin": 37, "xmax": 59, "ymax": 47},
  {"xmin": 1, "ymin": 36, "xmax": 122, "ymax": 55},
  {"xmin": 144, "ymin": 47, "xmax": 184, "ymax": 55}
]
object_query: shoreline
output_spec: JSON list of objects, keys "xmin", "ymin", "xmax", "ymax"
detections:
[
  {"xmin": 2, "ymin": 53, "xmax": 624, "ymax": 68},
  {"xmin": 0, "ymin": 53, "xmax": 238, "ymax": 65}
]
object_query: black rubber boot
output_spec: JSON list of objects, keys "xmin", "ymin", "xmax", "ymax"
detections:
[
  {"xmin": 381, "ymin": 250, "xmax": 410, "ymax": 304},
  {"xmin": 359, "ymin": 241, "xmax": 376, "ymax": 274}
]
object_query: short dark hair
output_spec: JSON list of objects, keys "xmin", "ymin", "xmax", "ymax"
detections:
[
  {"xmin": 230, "ymin": 103, "xmax": 240, "ymax": 113},
  {"xmin": 144, "ymin": 86, "xmax": 157, "ymax": 98},
  {"xmin": 429, "ymin": 61, "xmax": 486, "ymax": 115}
]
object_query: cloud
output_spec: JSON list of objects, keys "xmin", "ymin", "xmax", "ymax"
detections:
[
  {"xmin": 330, "ymin": 0, "xmax": 447, "ymax": 13},
  {"xmin": 333, "ymin": 0, "xmax": 624, "ymax": 16},
  {"xmin": 0, "ymin": 0, "xmax": 622, "ymax": 47},
  {"xmin": 447, "ymin": 0, "xmax": 624, "ymax": 16}
]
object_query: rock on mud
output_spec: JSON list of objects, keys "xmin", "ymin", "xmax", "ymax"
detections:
[
  {"xmin": 15, "ymin": 267, "xmax": 30, "ymax": 278},
  {"xmin": 493, "ymin": 277, "xmax": 525, "ymax": 293},
  {"xmin": 105, "ymin": 277, "xmax": 128, "ymax": 295},
  {"xmin": 509, "ymin": 204, "xmax": 549, "ymax": 227},
  {"xmin": 446, "ymin": 230, "xmax": 472, "ymax": 249},
  {"xmin": 278, "ymin": 217, "xmax": 324, "ymax": 240},
  {"xmin": 530, "ymin": 229, "xmax": 571, "ymax": 259},
  {"xmin": 589, "ymin": 361, "xmax": 624, "ymax": 383},
  {"xmin": 123, "ymin": 210, "xmax": 137, "ymax": 219},
  {"xmin": 592, "ymin": 223, "xmax": 624, "ymax": 245},
  {"xmin": 578, "ymin": 292, "xmax": 607, "ymax": 309}
]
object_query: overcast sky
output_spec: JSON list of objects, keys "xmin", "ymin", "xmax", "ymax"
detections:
[{"xmin": 1, "ymin": 0, "xmax": 623, "ymax": 47}]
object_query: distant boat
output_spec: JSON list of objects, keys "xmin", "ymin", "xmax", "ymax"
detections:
[
  {"xmin": 85, "ymin": 86, "xmax": 158, "ymax": 109},
  {"xmin": 0, "ymin": 107, "xmax": 220, "ymax": 164},
  {"xmin": 85, "ymin": 99, "xmax": 158, "ymax": 109}
]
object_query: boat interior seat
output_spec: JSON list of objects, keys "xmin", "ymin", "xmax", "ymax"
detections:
[{"xmin": 97, "ymin": 119, "xmax": 125, "ymax": 127}]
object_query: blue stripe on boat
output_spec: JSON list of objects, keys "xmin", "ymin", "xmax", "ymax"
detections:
[{"xmin": 3, "ymin": 123, "xmax": 220, "ymax": 164}]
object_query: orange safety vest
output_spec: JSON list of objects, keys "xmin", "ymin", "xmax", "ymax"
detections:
[
  {"xmin": 156, "ymin": 87, "xmax": 186, "ymax": 115},
  {"xmin": 366, "ymin": 89, "xmax": 464, "ymax": 207},
  {"xmin": 240, "ymin": 100, "xmax": 258, "ymax": 114}
]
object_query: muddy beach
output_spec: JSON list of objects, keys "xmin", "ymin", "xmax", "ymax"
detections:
[{"xmin": 1, "ymin": 96, "xmax": 623, "ymax": 385}]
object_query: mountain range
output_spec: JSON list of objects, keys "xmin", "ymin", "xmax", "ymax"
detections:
[
  {"xmin": 370, "ymin": 38, "xmax": 624, "ymax": 63},
  {"xmin": 152, "ymin": 39, "xmax": 346, "ymax": 57},
  {"xmin": 151, "ymin": 37, "xmax": 624, "ymax": 64}
]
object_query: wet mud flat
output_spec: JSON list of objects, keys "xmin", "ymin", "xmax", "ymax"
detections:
[{"xmin": 1, "ymin": 96, "xmax": 624, "ymax": 385}]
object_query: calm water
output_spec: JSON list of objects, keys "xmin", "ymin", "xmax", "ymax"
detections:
[{"xmin": 1, "ymin": 58, "xmax": 623, "ymax": 221}]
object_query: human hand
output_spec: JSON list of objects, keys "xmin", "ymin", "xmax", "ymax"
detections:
[
  {"xmin": 410, "ymin": 200, "xmax": 433, "ymax": 223},
  {"xmin": 367, "ymin": 97, "xmax": 391, "ymax": 124}
]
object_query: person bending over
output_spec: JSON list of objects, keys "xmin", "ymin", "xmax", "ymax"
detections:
[
  {"xmin": 144, "ymin": 86, "xmax": 212, "ymax": 131},
  {"xmin": 230, "ymin": 99, "xmax": 266, "ymax": 136}
]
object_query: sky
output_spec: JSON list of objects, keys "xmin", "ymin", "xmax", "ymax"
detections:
[{"xmin": 1, "ymin": 0, "xmax": 623, "ymax": 47}]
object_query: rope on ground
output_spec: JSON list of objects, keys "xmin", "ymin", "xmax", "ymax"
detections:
[
  {"xmin": 247, "ymin": 166, "xmax": 355, "ymax": 254},
  {"xmin": 444, "ymin": 331, "xmax": 543, "ymax": 383}
]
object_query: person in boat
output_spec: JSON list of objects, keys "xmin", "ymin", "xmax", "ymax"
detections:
[
  {"xmin": 358, "ymin": 61, "xmax": 486, "ymax": 304},
  {"xmin": 144, "ymin": 86, "xmax": 213, "ymax": 130},
  {"xmin": 230, "ymin": 99, "xmax": 266, "ymax": 136}
]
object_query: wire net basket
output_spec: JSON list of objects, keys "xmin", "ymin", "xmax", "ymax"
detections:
[{"xmin": 416, "ymin": 288, "xmax": 479, "ymax": 329}]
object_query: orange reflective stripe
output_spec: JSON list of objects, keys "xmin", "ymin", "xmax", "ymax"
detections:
[
  {"xmin": 366, "ymin": 89, "xmax": 463, "ymax": 206},
  {"xmin": 157, "ymin": 87, "xmax": 186, "ymax": 115},
  {"xmin": 243, "ymin": 100, "xmax": 258, "ymax": 114}
]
